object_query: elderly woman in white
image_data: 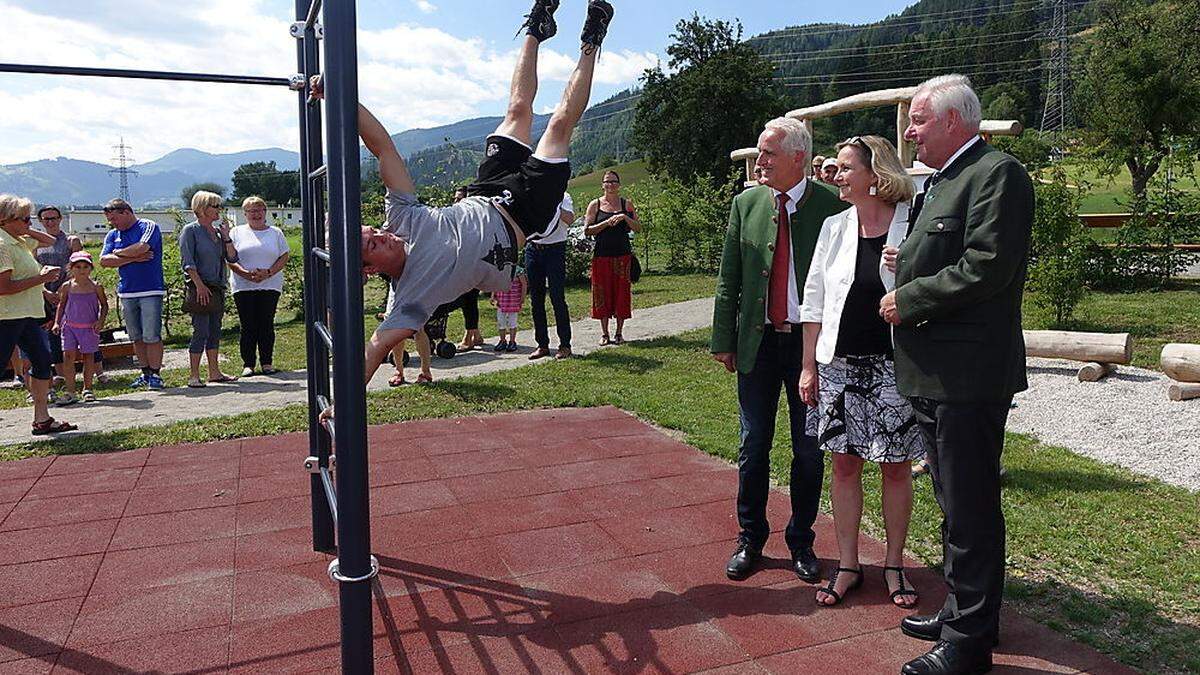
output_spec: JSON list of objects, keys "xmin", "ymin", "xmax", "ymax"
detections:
[{"xmin": 799, "ymin": 135, "xmax": 930, "ymax": 609}]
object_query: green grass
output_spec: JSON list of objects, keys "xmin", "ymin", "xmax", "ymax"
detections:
[
  {"xmin": 568, "ymin": 159, "xmax": 655, "ymax": 199},
  {"xmin": 1050, "ymin": 159, "xmax": 1200, "ymax": 215},
  {"xmin": 1023, "ymin": 280, "xmax": 1200, "ymax": 369},
  {"xmin": 3, "ymin": 328, "xmax": 1197, "ymax": 673},
  {"xmin": 0, "ymin": 271, "xmax": 716, "ymax": 410}
]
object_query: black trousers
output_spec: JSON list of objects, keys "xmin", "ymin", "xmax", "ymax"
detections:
[
  {"xmin": 909, "ymin": 396, "xmax": 1011, "ymax": 648},
  {"xmin": 526, "ymin": 242, "xmax": 571, "ymax": 350},
  {"xmin": 233, "ymin": 290, "xmax": 280, "ymax": 369},
  {"xmin": 459, "ymin": 289, "xmax": 480, "ymax": 331},
  {"xmin": 735, "ymin": 327, "xmax": 823, "ymax": 553}
]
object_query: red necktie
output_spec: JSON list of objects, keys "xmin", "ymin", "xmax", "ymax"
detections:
[{"xmin": 768, "ymin": 192, "xmax": 791, "ymax": 328}]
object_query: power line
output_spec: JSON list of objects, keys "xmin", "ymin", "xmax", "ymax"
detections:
[
  {"xmin": 760, "ymin": 26, "xmax": 1043, "ymax": 60},
  {"xmin": 775, "ymin": 57, "xmax": 1044, "ymax": 83}
]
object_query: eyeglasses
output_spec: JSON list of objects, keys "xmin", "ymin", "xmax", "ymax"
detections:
[
  {"xmin": 602, "ymin": 180, "xmax": 620, "ymax": 185},
  {"xmin": 102, "ymin": 207, "xmax": 129, "ymax": 213}
]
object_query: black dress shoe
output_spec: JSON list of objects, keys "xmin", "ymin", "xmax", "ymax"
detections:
[
  {"xmin": 902, "ymin": 614, "xmax": 1000, "ymax": 648},
  {"xmin": 901, "ymin": 613, "xmax": 944, "ymax": 642},
  {"xmin": 725, "ymin": 542, "xmax": 761, "ymax": 580},
  {"xmin": 901, "ymin": 640, "xmax": 992, "ymax": 675},
  {"xmin": 791, "ymin": 546, "xmax": 822, "ymax": 583}
]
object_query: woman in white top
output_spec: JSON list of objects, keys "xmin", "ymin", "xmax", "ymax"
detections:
[
  {"xmin": 228, "ymin": 196, "xmax": 290, "ymax": 376},
  {"xmin": 799, "ymin": 136, "xmax": 929, "ymax": 609}
]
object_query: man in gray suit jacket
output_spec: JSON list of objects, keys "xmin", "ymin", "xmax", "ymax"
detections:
[{"xmin": 880, "ymin": 75, "xmax": 1033, "ymax": 675}]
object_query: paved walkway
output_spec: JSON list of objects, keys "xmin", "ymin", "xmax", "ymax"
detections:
[
  {"xmin": 0, "ymin": 298, "xmax": 715, "ymax": 446},
  {"xmin": 0, "ymin": 408, "xmax": 1131, "ymax": 673}
]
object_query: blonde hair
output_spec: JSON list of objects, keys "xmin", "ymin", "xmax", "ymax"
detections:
[
  {"xmin": 241, "ymin": 196, "xmax": 267, "ymax": 210},
  {"xmin": 836, "ymin": 135, "xmax": 916, "ymax": 205},
  {"xmin": 190, "ymin": 190, "xmax": 224, "ymax": 216},
  {"xmin": 0, "ymin": 194, "xmax": 33, "ymax": 223}
]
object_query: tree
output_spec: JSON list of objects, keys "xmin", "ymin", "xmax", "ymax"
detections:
[
  {"xmin": 1076, "ymin": 0, "xmax": 1200, "ymax": 197},
  {"xmin": 632, "ymin": 14, "xmax": 783, "ymax": 186},
  {"xmin": 231, "ymin": 161, "xmax": 300, "ymax": 206},
  {"xmin": 180, "ymin": 182, "xmax": 225, "ymax": 207}
]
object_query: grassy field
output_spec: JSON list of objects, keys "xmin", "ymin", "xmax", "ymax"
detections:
[
  {"xmin": 0, "ymin": 270, "xmax": 715, "ymax": 410},
  {"xmin": 3, "ymin": 328, "xmax": 1196, "ymax": 673}
]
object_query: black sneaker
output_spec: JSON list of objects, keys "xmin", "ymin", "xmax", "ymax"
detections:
[
  {"xmin": 518, "ymin": 0, "xmax": 560, "ymax": 43},
  {"xmin": 581, "ymin": 0, "xmax": 614, "ymax": 49}
]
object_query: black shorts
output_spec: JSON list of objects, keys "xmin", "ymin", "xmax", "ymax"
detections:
[{"xmin": 466, "ymin": 135, "xmax": 571, "ymax": 238}]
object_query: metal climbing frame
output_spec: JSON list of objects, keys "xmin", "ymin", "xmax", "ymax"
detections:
[{"xmin": 1, "ymin": 1, "xmax": 374, "ymax": 671}]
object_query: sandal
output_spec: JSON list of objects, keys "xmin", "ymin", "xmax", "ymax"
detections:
[
  {"xmin": 885, "ymin": 566, "xmax": 919, "ymax": 608},
  {"xmin": 599, "ymin": 335, "xmax": 611, "ymax": 346},
  {"xmin": 32, "ymin": 417, "xmax": 78, "ymax": 435},
  {"xmin": 187, "ymin": 378, "xmax": 206, "ymax": 388},
  {"xmin": 209, "ymin": 374, "xmax": 238, "ymax": 384},
  {"xmin": 416, "ymin": 373, "xmax": 433, "ymax": 385},
  {"xmin": 815, "ymin": 567, "xmax": 863, "ymax": 606},
  {"xmin": 911, "ymin": 460, "xmax": 930, "ymax": 479},
  {"xmin": 388, "ymin": 372, "xmax": 406, "ymax": 387}
]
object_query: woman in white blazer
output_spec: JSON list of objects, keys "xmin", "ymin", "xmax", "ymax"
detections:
[{"xmin": 798, "ymin": 136, "xmax": 930, "ymax": 609}]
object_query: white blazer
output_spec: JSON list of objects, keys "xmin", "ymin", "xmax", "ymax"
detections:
[{"xmin": 800, "ymin": 202, "xmax": 910, "ymax": 365}]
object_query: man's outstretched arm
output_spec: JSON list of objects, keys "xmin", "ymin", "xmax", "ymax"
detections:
[{"xmin": 310, "ymin": 75, "xmax": 416, "ymax": 195}]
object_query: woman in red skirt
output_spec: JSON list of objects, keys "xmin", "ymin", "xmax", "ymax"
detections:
[{"xmin": 584, "ymin": 170, "xmax": 641, "ymax": 345}]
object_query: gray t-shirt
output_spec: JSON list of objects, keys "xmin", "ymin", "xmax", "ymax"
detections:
[{"xmin": 378, "ymin": 191, "xmax": 516, "ymax": 331}]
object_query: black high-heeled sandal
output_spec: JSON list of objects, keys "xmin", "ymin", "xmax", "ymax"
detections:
[
  {"xmin": 816, "ymin": 567, "xmax": 863, "ymax": 606},
  {"xmin": 885, "ymin": 566, "xmax": 919, "ymax": 607}
]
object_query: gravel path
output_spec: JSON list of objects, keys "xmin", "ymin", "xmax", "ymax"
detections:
[{"xmin": 1010, "ymin": 358, "xmax": 1200, "ymax": 492}]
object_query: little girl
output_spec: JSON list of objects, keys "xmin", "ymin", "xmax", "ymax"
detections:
[
  {"xmin": 52, "ymin": 252, "xmax": 108, "ymax": 404},
  {"xmin": 491, "ymin": 268, "xmax": 527, "ymax": 353}
]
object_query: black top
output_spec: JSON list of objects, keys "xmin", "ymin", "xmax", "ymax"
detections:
[
  {"xmin": 592, "ymin": 198, "xmax": 633, "ymax": 258},
  {"xmin": 834, "ymin": 234, "xmax": 893, "ymax": 358}
]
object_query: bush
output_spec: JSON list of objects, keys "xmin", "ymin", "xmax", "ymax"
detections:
[
  {"xmin": 639, "ymin": 169, "xmax": 739, "ymax": 273},
  {"xmin": 1083, "ymin": 152, "xmax": 1200, "ymax": 291},
  {"xmin": 1027, "ymin": 167, "xmax": 1089, "ymax": 326}
]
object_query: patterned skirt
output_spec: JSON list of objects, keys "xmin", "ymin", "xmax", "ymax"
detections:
[{"xmin": 806, "ymin": 354, "xmax": 928, "ymax": 463}]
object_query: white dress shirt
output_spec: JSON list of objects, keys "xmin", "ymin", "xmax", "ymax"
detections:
[
  {"xmin": 529, "ymin": 192, "xmax": 574, "ymax": 245},
  {"xmin": 935, "ymin": 136, "xmax": 982, "ymax": 176},
  {"xmin": 766, "ymin": 179, "xmax": 808, "ymax": 325}
]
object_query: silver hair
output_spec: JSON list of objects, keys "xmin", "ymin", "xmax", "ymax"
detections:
[
  {"xmin": 763, "ymin": 117, "xmax": 812, "ymax": 159},
  {"xmin": 914, "ymin": 74, "xmax": 982, "ymax": 131}
]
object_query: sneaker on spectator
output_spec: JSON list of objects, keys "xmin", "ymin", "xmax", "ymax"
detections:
[
  {"xmin": 82, "ymin": 390, "xmax": 96, "ymax": 403},
  {"xmin": 241, "ymin": 367, "xmax": 254, "ymax": 377},
  {"xmin": 130, "ymin": 374, "xmax": 149, "ymax": 389},
  {"xmin": 147, "ymin": 374, "xmax": 165, "ymax": 390}
]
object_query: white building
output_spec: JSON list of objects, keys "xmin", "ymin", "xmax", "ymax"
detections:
[{"xmin": 65, "ymin": 206, "xmax": 302, "ymax": 240}]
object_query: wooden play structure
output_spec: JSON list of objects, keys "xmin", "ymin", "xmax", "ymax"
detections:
[
  {"xmin": 728, "ymin": 85, "xmax": 1024, "ymax": 185},
  {"xmin": 1162, "ymin": 344, "xmax": 1200, "ymax": 401}
]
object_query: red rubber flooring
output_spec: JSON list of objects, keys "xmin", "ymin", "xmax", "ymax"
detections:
[{"xmin": 0, "ymin": 406, "xmax": 1132, "ymax": 674}]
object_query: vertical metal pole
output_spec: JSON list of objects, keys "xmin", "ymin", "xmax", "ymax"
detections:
[
  {"xmin": 296, "ymin": 0, "xmax": 334, "ymax": 554},
  {"xmin": 323, "ymin": 0, "xmax": 373, "ymax": 672}
]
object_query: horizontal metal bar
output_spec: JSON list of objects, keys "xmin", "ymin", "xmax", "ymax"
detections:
[
  {"xmin": 306, "ymin": 0, "xmax": 323, "ymax": 29},
  {"xmin": 0, "ymin": 62, "xmax": 291, "ymax": 87},
  {"xmin": 316, "ymin": 394, "xmax": 335, "ymax": 441},
  {"xmin": 313, "ymin": 321, "xmax": 334, "ymax": 352},
  {"xmin": 312, "ymin": 247, "xmax": 330, "ymax": 263},
  {"xmin": 320, "ymin": 467, "xmax": 338, "ymax": 525},
  {"xmin": 309, "ymin": 164, "xmax": 328, "ymax": 181}
]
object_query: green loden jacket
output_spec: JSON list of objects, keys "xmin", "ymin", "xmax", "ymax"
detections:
[
  {"xmin": 893, "ymin": 140, "xmax": 1034, "ymax": 402},
  {"xmin": 711, "ymin": 181, "xmax": 848, "ymax": 374}
]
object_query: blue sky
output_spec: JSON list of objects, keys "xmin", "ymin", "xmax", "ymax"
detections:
[{"xmin": 0, "ymin": 0, "xmax": 914, "ymax": 165}]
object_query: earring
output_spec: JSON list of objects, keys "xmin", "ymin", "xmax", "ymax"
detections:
[{"xmin": 869, "ymin": 185, "xmax": 878, "ymax": 196}]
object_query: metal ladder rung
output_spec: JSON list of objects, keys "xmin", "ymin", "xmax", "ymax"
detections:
[
  {"xmin": 309, "ymin": 164, "xmax": 328, "ymax": 180},
  {"xmin": 313, "ymin": 321, "xmax": 334, "ymax": 351},
  {"xmin": 312, "ymin": 247, "xmax": 330, "ymax": 263}
]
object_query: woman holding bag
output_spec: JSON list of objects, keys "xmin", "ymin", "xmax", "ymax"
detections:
[
  {"xmin": 798, "ymin": 136, "xmax": 928, "ymax": 608},
  {"xmin": 584, "ymin": 170, "xmax": 641, "ymax": 345},
  {"xmin": 179, "ymin": 191, "xmax": 239, "ymax": 388}
]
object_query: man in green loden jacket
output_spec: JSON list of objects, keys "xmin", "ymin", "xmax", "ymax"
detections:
[
  {"xmin": 880, "ymin": 74, "xmax": 1034, "ymax": 675},
  {"xmin": 711, "ymin": 117, "xmax": 848, "ymax": 585}
]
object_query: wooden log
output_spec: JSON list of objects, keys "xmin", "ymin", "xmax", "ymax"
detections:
[
  {"xmin": 1168, "ymin": 382, "xmax": 1200, "ymax": 401},
  {"xmin": 787, "ymin": 86, "xmax": 919, "ymax": 120},
  {"xmin": 979, "ymin": 120, "xmax": 1023, "ymax": 137},
  {"xmin": 1161, "ymin": 344, "xmax": 1200, "ymax": 383},
  {"xmin": 730, "ymin": 147, "xmax": 759, "ymax": 162},
  {"xmin": 1077, "ymin": 362, "xmax": 1115, "ymax": 382},
  {"xmin": 1024, "ymin": 330, "xmax": 1133, "ymax": 365}
]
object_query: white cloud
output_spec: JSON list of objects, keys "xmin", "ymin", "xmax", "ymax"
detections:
[
  {"xmin": 0, "ymin": 2, "xmax": 659, "ymax": 169},
  {"xmin": 412, "ymin": 0, "xmax": 437, "ymax": 13}
]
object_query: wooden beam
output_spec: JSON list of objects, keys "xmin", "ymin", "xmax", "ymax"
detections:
[
  {"xmin": 980, "ymin": 120, "xmax": 1023, "ymax": 136},
  {"xmin": 1168, "ymin": 382, "xmax": 1200, "ymax": 401},
  {"xmin": 1162, "ymin": 344, "xmax": 1200, "ymax": 383},
  {"xmin": 787, "ymin": 86, "xmax": 919, "ymax": 120}
]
